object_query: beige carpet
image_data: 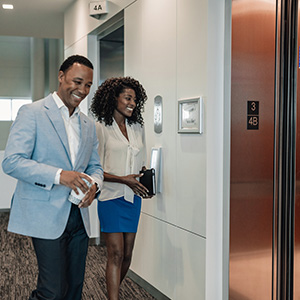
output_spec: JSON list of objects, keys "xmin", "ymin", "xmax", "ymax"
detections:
[{"xmin": 0, "ymin": 212, "xmax": 155, "ymax": 300}]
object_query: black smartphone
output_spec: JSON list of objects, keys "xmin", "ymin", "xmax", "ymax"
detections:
[{"xmin": 139, "ymin": 168, "xmax": 156, "ymax": 196}]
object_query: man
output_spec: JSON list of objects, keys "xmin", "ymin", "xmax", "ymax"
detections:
[{"xmin": 2, "ymin": 55, "xmax": 103, "ymax": 300}]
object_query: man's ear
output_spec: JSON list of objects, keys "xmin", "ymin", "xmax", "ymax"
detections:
[{"xmin": 58, "ymin": 71, "xmax": 64, "ymax": 83}]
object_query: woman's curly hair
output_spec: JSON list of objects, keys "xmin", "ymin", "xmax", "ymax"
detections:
[{"xmin": 90, "ymin": 77, "xmax": 147, "ymax": 126}]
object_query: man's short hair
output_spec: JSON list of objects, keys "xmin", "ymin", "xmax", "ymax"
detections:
[{"xmin": 59, "ymin": 55, "xmax": 94, "ymax": 73}]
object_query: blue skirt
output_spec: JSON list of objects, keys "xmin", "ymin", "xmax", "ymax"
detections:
[{"xmin": 97, "ymin": 195, "xmax": 141, "ymax": 233}]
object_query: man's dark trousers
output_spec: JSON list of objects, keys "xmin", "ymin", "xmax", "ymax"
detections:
[{"xmin": 29, "ymin": 204, "xmax": 89, "ymax": 300}]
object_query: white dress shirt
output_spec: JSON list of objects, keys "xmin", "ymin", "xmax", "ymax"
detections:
[
  {"xmin": 52, "ymin": 92, "xmax": 80, "ymax": 184},
  {"xmin": 96, "ymin": 119, "xmax": 146, "ymax": 203}
]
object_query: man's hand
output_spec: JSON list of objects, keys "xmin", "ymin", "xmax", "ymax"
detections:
[{"xmin": 60, "ymin": 170, "xmax": 92, "ymax": 195}]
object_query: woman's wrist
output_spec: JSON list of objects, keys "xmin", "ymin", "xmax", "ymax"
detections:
[
  {"xmin": 105, "ymin": 172, "xmax": 127, "ymax": 185},
  {"xmin": 119, "ymin": 175, "xmax": 128, "ymax": 185}
]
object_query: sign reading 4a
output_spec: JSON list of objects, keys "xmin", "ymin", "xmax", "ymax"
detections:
[
  {"xmin": 89, "ymin": 1, "xmax": 108, "ymax": 19},
  {"xmin": 93, "ymin": 4, "xmax": 103, "ymax": 11}
]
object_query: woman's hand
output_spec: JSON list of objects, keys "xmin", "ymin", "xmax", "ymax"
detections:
[
  {"xmin": 123, "ymin": 174, "xmax": 149, "ymax": 198},
  {"xmin": 103, "ymin": 170, "xmax": 153, "ymax": 198}
]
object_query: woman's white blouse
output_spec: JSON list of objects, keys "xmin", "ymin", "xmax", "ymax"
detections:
[{"xmin": 96, "ymin": 119, "xmax": 146, "ymax": 203}]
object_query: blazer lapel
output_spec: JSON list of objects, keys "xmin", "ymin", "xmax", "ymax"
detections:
[
  {"xmin": 44, "ymin": 95, "xmax": 72, "ymax": 165},
  {"xmin": 74, "ymin": 112, "xmax": 89, "ymax": 169}
]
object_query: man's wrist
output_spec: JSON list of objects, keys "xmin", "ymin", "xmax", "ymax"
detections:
[
  {"xmin": 94, "ymin": 182, "xmax": 100, "ymax": 193},
  {"xmin": 54, "ymin": 168, "xmax": 63, "ymax": 185}
]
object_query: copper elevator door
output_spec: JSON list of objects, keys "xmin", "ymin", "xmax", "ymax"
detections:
[{"xmin": 230, "ymin": 1, "xmax": 276, "ymax": 299}]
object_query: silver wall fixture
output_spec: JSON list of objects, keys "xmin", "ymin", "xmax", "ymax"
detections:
[{"xmin": 154, "ymin": 95, "xmax": 163, "ymax": 134}]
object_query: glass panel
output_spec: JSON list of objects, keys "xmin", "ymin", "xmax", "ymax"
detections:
[
  {"xmin": 11, "ymin": 99, "xmax": 31, "ymax": 120},
  {"xmin": 0, "ymin": 99, "xmax": 12, "ymax": 121}
]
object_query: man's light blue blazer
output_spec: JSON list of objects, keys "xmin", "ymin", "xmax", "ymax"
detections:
[{"xmin": 2, "ymin": 94, "xmax": 103, "ymax": 239}]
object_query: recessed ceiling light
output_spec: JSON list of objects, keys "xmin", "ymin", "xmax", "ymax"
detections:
[{"xmin": 2, "ymin": 4, "xmax": 14, "ymax": 9}]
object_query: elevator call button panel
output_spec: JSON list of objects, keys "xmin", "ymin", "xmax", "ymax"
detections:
[{"xmin": 247, "ymin": 101, "xmax": 259, "ymax": 130}]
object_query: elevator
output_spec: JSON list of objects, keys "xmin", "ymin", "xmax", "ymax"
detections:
[
  {"xmin": 96, "ymin": 22, "xmax": 124, "ymax": 245},
  {"xmin": 98, "ymin": 25, "xmax": 124, "ymax": 85},
  {"xmin": 230, "ymin": 0, "xmax": 300, "ymax": 299}
]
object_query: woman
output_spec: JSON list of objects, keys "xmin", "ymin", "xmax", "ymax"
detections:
[{"xmin": 90, "ymin": 77, "xmax": 150, "ymax": 299}]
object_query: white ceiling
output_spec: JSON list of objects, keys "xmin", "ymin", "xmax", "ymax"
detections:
[{"xmin": 0, "ymin": 0, "xmax": 75, "ymax": 39}]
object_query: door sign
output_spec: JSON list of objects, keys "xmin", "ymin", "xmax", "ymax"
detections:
[{"xmin": 247, "ymin": 101, "xmax": 259, "ymax": 130}]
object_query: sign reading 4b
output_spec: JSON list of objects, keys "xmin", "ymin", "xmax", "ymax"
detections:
[
  {"xmin": 247, "ymin": 100, "xmax": 259, "ymax": 130},
  {"xmin": 89, "ymin": 1, "xmax": 108, "ymax": 19}
]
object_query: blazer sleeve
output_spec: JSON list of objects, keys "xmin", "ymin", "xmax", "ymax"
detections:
[
  {"xmin": 84, "ymin": 121, "xmax": 104, "ymax": 192},
  {"xmin": 2, "ymin": 104, "xmax": 59, "ymax": 191}
]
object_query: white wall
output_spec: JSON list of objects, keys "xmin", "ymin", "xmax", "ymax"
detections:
[
  {"xmin": 206, "ymin": 0, "xmax": 231, "ymax": 299},
  {"xmin": 64, "ymin": 0, "xmax": 230, "ymax": 299},
  {"xmin": 125, "ymin": 0, "xmax": 206, "ymax": 298}
]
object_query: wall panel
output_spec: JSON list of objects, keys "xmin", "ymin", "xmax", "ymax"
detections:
[
  {"xmin": 132, "ymin": 213, "xmax": 205, "ymax": 299},
  {"xmin": 125, "ymin": 0, "xmax": 178, "ymax": 225},
  {"xmin": 176, "ymin": 0, "xmax": 207, "ymax": 236},
  {"xmin": 125, "ymin": 0, "xmax": 207, "ymax": 298}
]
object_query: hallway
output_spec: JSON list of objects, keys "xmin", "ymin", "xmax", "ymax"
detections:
[{"xmin": 0, "ymin": 212, "xmax": 155, "ymax": 300}]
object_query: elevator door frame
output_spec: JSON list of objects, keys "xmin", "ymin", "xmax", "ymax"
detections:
[{"xmin": 230, "ymin": 0, "xmax": 299, "ymax": 299}]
